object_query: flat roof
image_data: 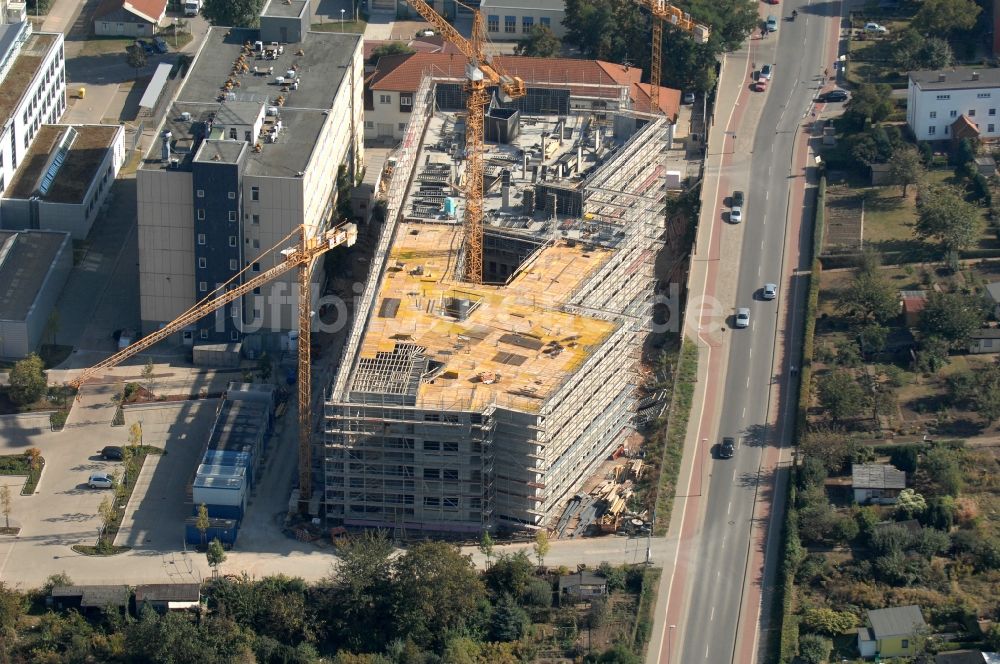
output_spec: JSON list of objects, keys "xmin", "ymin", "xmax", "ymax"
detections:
[
  {"xmin": 142, "ymin": 26, "xmax": 359, "ymax": 177},
  {"xmin": 262, "ymin": 0, "xmax": 307, "ymax": 18},
  {"xmin": 0, "ymin": 229, "xmax": 69, "ymax": 321},
  {"xmin": 138, "ymin": 62, "xmax": 172, "ymax": 109},
  {"xmin": 208, "ymin": 398, "xmax": 267, "ymax": 451},
  {"xmin": 910, "ymin": 67, "xmax": 1000, "ymax": 90},
  {"xmin": 0, "ymin": 31, "xmax": 59, "ymax": 131},
  {"xmin": 6, "ymin": 124, "xmax": 120, "ymax": 203},
  {"xmin": 852, "ymin": 463, "xmax": 906, "ymax": 490}
]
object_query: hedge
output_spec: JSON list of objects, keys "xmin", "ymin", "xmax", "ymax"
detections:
[
  {"xmin": 795, "ymin": 176, "xmax": 826, "ymax": 441},
  {"xmin": 652, "ymin": 339, "xmax": 699, "ymax": 537}
]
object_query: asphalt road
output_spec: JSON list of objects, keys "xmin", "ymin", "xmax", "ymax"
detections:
[{"xmin": 675, "ymin": 3, "xmax": 835, "ymax": 662}]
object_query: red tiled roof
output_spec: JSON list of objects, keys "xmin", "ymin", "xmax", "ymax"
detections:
[
  {"xmin": 633, "ymin": 82, "xmax": 681, "ymax": 119},
  {"xmin": 94, "ymin": 0, "xmax": 167, "ymax": 23}
]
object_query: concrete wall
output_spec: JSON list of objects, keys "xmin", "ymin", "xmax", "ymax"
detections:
[
  {"xmin": 138, "ymin": 168, "xmax": 196, "ymax": 334},
  {"xmin": 93, "ymin": 19, "xmax": 157, "ymax": 38},
  {"xmin": 364, "ymin": 90, "xmax": 411, "ymax": 141},
  {"xmin": 0, "ymin": 230, "xmax": 71, "ymax": 358},
  {"xmin": 479, "ymin": 0, "xmax": 566, "ymax": 39}
]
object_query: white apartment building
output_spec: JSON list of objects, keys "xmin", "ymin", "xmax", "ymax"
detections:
[
  {"xmin": 907, "ymin": 68, "xmax": 1000, "ymax": 141},
  {"xmin": 137, "ymin": 0, "xmax": 363, "ymax": 347},
  {"xmin": 480, "ymin": 0, "xmax": 566, "ymax": 39},
  {"xmin": 0, "ymin": 20, "xmax": 66, "ymax": 206}
]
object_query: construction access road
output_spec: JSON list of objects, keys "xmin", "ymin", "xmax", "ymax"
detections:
[{"xmin": 647, "ymin": 1, "xmax": 843, "ymax": 663}]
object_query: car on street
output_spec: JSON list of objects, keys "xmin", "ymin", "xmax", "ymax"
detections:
[
  {"xmin": 682, "ymin": 91, "xmax": 695, "ymax": 104},
  {"xmin": 732, "ymin": 190, "xmax": 745, "ymax": 207},
  {"xmin": 766, "ymin": 15, "xmax": 778, "ymax": 32},
  {"xmin": 88, "ymin": 472, "xmax": 115, "ymax": 489},
  {"xmin": 762, "ymin": 283, "xmax": 778, "ymax": 300},
  {"xmin": 765, "ymin": 0, "xmax": 778, "ymax": 4},
  {"xmin": 817, "ymin": 89, "xmax": 848, "ymax": 103},
  {"xmin": 719, "ymin": 437, "xmax": 736, "ymax": 459},
  {"xmin": 759, "ymin": 64, "xmax": 773, "ymax": 81},
  {"xmin": 864, "ymin": 22, "xmax": 887, "ymax": 34},
  {"xmin": 153, "ymin": 37, "xmax": 169, "ymax": 54},
  {"xmin": 100, "ymin": 446, "xmax": 124, "ymax": 460},
  {"xmin": 735, "ymin": 307, "xmax": 750, "ymax": 328},
  {"xmin": 753, "ymin": 78, "xmax": 768, "ymax": 92},
  {"xmin": 730, "ymin": 206, "xmax": 743, "ymax": 223}
]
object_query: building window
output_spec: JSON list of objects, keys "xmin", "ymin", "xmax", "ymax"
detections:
[
  {"xmin": 443, "ymin": 441, "xmax": 458, "ymax": 452},
  {"xmin": 365, "ymin": 120, "xmax": 374, "ymax": 128},
  {"xmin": 252, "ymin": 262, "xmax": 260, "ymax": 272},
  {"xmin": 253, "ymin": 287, "xmax": 261, "ymax": 294},
  {"xmin": 978, "ymin": 93, "xmax": 991, "ymax": 98},
  {"xmin": 229, "ymin": 128, "xmax": 237, "ymax": 140},
  {"xmin": 936, "ymin": 94, "xmax": 950, "ymax": 100},
  {"xmin": 522, "ymin": 16, "xmax": 533, "ymax": 32},
  {"xmin": 197, "ymin": 209, "xmax": 205, "ymax": 220},
  {"xmin": 200, "ymin": 329, "xmax": 208, "ymax": 339},
  {"xmin": 229, "ymin": 259, "xmax": 238, "ymax": 271},
  {"xmin": 928, "ymin": 126, "xmax": 936, "ymax": 135},
  {"xmin": 901, "ymin": 640, "xmax": 909, "ymax": 649},
  {"xmin": 197, "ymin": 233, "xmax": 206, "ymax": 245},
  {"xmin": 504, "ymin": 15, "xmax": 515, "ymax": 32},
  {"xmin": 228, "ymin": 211, "xmax": 237, "ymax": 222},
  {"xmin": 944, "ymin": 125, "xmax": 949, "ymax": 134},
  {"xmin": 443, "ymin": 469, "xmax": 459, "ymax": 480},
  {"xmin": 228, "ymin": 191, "xmax": 236, "ymax": 199},
  {"xmin": 400, "ymin": 94, "xmax": 412, "ymax": 106},
  {"xmin": 229, "ymin": 236, "xmax": 237, "ymax": 247},
  {"xmin": 540, "ymin": 16, "xmax": 550, "ymax": 26},
  {"xmin": 199, "ymin": 281, "xmax": 207, "ymax": 291},
  {"xmin": 950, "ymin": 110, "xmax": 957, "ymax": 117},
  {"xmin": 487, "ymin": 14, "xmax": 499, "ymax": 31},
  {"xmin": 252, "ymin": 239, "xmax": 260, "ymax": 249},
  {"xmin": 398, "ymin": 123, "xmax": 406, "ymax": 131},
  {"xmin": 244, "ymin": 131, "xmax": 252, "ymax": 142},
  {"xmin": 198, "ymin": 257, "xmax": 207, "ymax": 268},
  {"xmin": 252, "ymin": 214, "xmax": 260, "ymax": 225},
  {"xmin": 251, "ymin": 186, "xmax": 259, "ymax": 201},
  {"xmin": 424, "ymin": 497, "xmax": 439, "ymax": 507},
  {"xmin": 423, "ymin": 468, "xmax": 440, "ymax": 479},
  {"xmin": 991, "ymin": 108, "xmax": 997, "ymax": 116},
  {"xmin": 231, "ymin": 331, "xmax": 239, "ymax": 341},
  {"xmin": 196, "ymin": 189, "xmax": 205, "ymax": 197},
  {"xmin": 969, "ymin": 109, "xmax": 976, "ymax": 116},
  {"xmin": 990, "ymin": 124, "xmax": 996, "ymax": 133},
  {"xmin": 379, "ymin": 94, "xmax": 391, "ymax": 104},
  {"xmin": 929, "ymin": 111, "xmax": 936, "ymax": 118}
]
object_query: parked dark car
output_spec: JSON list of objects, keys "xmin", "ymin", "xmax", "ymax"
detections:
[
  {"xmin": 134, "ymin": 39, "xmax": 154, "ymax": 54},
  {"xmin": 817, "ymin": 89, "xmax": 848, "ymax": 103},
  {"xmin": 153, "ymin": 37, "xmax": 169, "ymax": 54},
  {"xmin": 100, "ymin": 446, "xmax": 124, "ymax": 460},
  {"xmin": 732, "ymin": 190, "xmax": 745, "ymax": 207},
  {"xmin": 718, "ymin": 437, "xmax": 735, "ymax": 459}
]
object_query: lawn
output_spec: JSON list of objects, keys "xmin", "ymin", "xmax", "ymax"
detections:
[
  {"xmin": 0, "ymin": 452, "xmax": 45, "ymax": 495},
  {"xmin": 78, "ymin": 37, "xmax": 134, "ymax": 57},
  {"xmin": 310, "ymin": 20, "xmax": 367, "ymax": 34}
]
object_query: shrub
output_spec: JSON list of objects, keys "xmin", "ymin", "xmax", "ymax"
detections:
[
  {"xmin": 49, "ymin": 410, "xmax": 68, "ymax": 431},
  {"xmin": 973, "ymin": 538, "xmax": 1000, "ymax": 572},
  {"xmin": 798, "ymin": 633, "xmax": 832, "ymax": 664},
  {"xmin": 799, "ymin": 608, "xmax": 857, "ymax": 636},
  {"xmin": 890, "ymin": 445, "xmax": 919, "ymax": 473}
]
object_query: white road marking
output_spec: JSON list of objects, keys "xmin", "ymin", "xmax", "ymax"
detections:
[
  {"xmin": 742, "ymin": 407, "xmax": 746, "ymax": 418},
  {"xmin": 746, "ymin": 375, "xmax": 750, "ymax": 387},
  {"xmin": 710, "ymin": 606, "xmax": 716, "ymax": 621},
  {"xmin": 728, "ymin": 501, "xmax": 732, "ymax": 514},
  {"xmin": 765, "ymin": 191, "xmax": 769, "ymax": 200},
  {"xmin": 732, "ymin": 469, "xmax": 737, "ymax": 481}
]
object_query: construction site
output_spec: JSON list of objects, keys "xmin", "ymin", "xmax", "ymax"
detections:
[{"xmin": 324, "ymin": 64, "xmax": 684, "ymax": 534}]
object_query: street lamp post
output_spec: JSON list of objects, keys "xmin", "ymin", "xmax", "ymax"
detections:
[{"xmin": 340, "ymin": 8, "xmax": 345, "ymax": 32}]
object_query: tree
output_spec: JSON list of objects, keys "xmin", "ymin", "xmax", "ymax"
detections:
[
  {"xmin": 844, "ymin": 83, "xmax": 894, "ymax": 126},
  {"xmin": 892, "ymin": 30, "xmax": 954, "ymax": 70},
  {"xmin": 924, "ymin": 446, "xmax": 963, "ymax": 495},
  {"xmin": 890, "ymin": 445, "xmax": 919, "ymax": 473},
  {"xmin": 533, "ymin": 529, "xmax": 551, "ymax": 567},
  {"xmin": 985, "ymin": 621, "xmax": 1000, "ymax": 651},
  {"xmin": 391, "ymin": 541, "xmax": 486, "ymax": 650},
  {"xmin": 479, "ymin": 531, "xmax": 495, "ymax": 569},
  {"xmin": 195, "ymin": 503, "xmax": 210, "ymax": 547},
  {"xmin": 916, "ymin": 184, "xmax": 984, "ymax": 252},
  {"xmin": 485, "ymin": 550, "xmax": 535, "ymax": 598},
  {"xmin": 593, "ymin": 643, "xmax": 642, "ymax": 664},
  {"xmin": 327, "ymin": 530, "xmax": 394, "ymax": 651},
  {"xmin": 207, "ymin": 538, "xmax": 227, "ymax": 577},
  {"xmin": 129, "ymin": 421, "xmax": 143, "ymax": 448},
  {"xmin": 797, "ymin": 633, "xmax": 832, "ymax": 664},
  {"xmin": 800, "ymin": 430, "xmax": 859, "ymax": 473},
  {"xmin": 142, "ymin": 358, "xmax": 155, "ymax": 396},
  {"xmin": 125, "ymin": 44, "xmax": 147, "ymax": 78},
  {"xmin": 8, "ymin": 353, "xmax": 47, "ymax": 406},
  {"xmin": 521, "ymin": 578, "xmax": 553, "ymax": 608},
  {"xmin": 948, "ymin": 360, "xmax": 1000, "ymax": 423},
  {"xmin": 915, "ymin": 335, "xmax": 951, "ymax": 374},
  {"xmin": 799, "ymin": 608, "xmax": 857, "ymax": 636},
  {"xmin": 838, "ymin": 254, "xmax": 898, "ymax": 324},
  {"xmin": 895, "ymin": 488, "xmax": 928, "ymax": 520},
  {"xmin": 912, "ymin": 0, "xmax": 980, "ymax": 36},
  {"xmin": 817, "ymin": 371, "xmax": 870, "ymax": 423},
  {"xmin": 370, "ymin": 42, "xmax": 414, "ymax": 60},
  {"xmin": 98, "ymin": 495, "xmax": 116, "ymax": 548},
  {"xmin": 201, "ymin": 0, "xmax": 263, "ymax": 27},
  {"xmin": 887, "ymin": 145, "xmax": 924, "ymax": 196},
  {"xmin": 0, "ymin": 485, "xmax": 10, "ymax": 529},
  {"xmin": 920, "ymin": 291, "xmax": 989, "ymax": 349},
  {"xmin": 490, "ymin": 593, "xmax": 529, "ymax": 641},
  {"xmin": 515, "ymin": 25, "xmax": 561, "ymax": 57}
]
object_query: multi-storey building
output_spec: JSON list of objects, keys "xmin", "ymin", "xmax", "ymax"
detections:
[
  {"xmin": 907, "ymin": 67, "xmax": 1000, "ymax": 141},
  {"xmin": 0, "ymin": 19, "xmax": 66, "ymax": 206},
  {"xmin": 137, "ymin": 0, "xmax": 363, "ymax": 346}
]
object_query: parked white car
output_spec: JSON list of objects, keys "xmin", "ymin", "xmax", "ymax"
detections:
[
  {"xmin": 864, "ymin": 22, "xmax": 887, "ymax": 34},
  {"xmin": 88, "ymin": 472, "xmax": 114, "ymax": 489}
]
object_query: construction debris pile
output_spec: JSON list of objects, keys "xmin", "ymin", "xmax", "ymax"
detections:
[{"xmin": 555, "ymin": 458, "xmax": 650, "ymax": 538}]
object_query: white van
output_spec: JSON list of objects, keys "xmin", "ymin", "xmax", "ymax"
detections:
[{"xmin": 184, "ymin": 0, "xmax": 200, "ymax": 16}]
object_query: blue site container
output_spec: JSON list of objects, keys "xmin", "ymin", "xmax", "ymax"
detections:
[{"xmin": 185, "ymin": 517, "xmax": 238, "ymax": 546}]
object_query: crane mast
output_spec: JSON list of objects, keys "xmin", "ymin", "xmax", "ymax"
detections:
[
  {"xmin": 633, "ymin": 0, "xmax": 710, "ymax": 113},
  {"xmin": 70, "ymin": 222, "xmax": 358, "ymax": 510},
  {"xmin": 401, "ymin": 0, "xmax": 524, "ymax": 284}
]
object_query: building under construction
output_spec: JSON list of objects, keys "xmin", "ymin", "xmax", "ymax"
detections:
[{"xmin": 324, "ymin": 74, "xmax": 672, "ymax": 534}]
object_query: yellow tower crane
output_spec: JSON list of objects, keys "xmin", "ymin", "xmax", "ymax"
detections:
[
  {"xmin": 401, "ymin": 0, "xmax": 525, "ymax": 284},
  {"xmin": 631, "ymin": 0, "xmax": 710, "ymax": 113},
  {"xmin": 69, "ymin": 222, "xmax": 358, "ymax": 512}
]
